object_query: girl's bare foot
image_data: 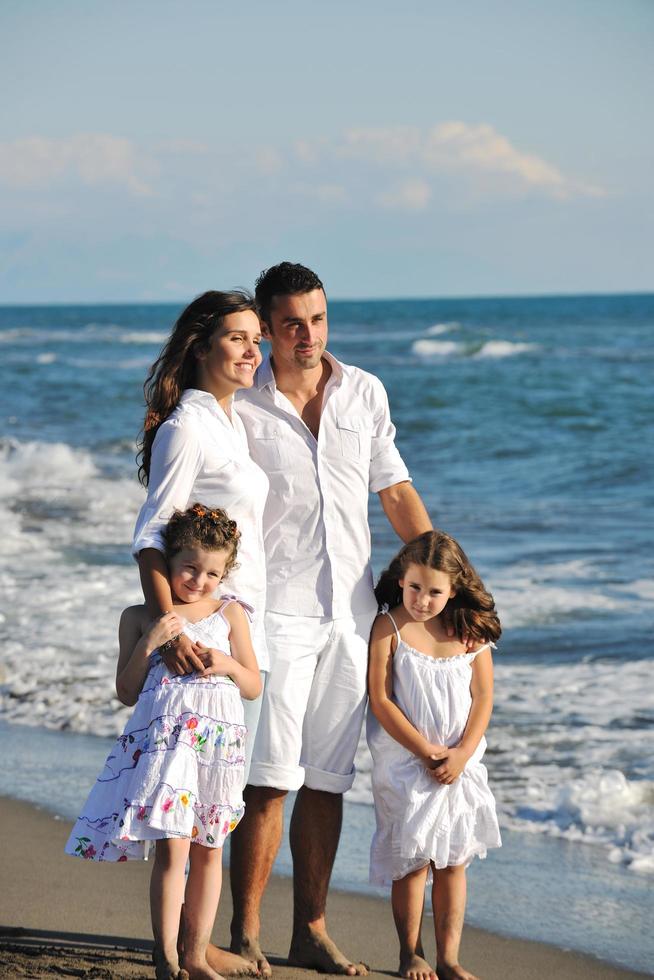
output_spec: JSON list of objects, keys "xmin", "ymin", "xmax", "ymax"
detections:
[
  {"xmin": 437, "ymin": 963, "xmax": 478, "ymax": 980},
  {"xmin": 153, "ymin": 945, "xmax": 185, "ymax": 980},
  {"xmin": 288, "ymin": 925, "xmax": 368, "ymax": 975},
  {"xmin": 399, "ymin": 952, "xmax": 438, "ymax": 980},
  {"xmin": 180, "ymin": 955, "xmax": 224, "ymax": 980},
  {"xmin": 230, "ymin": 934, "xmax": 271, "ymax": 977}
]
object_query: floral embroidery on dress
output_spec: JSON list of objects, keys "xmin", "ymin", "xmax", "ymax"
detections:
[
  {"xmin": 64, "ymin": 601, "xmax": 248, "ymax": 863},
  {"xmin": 73, "ymin": 836, "xmax": 97, "ymax": 859}
]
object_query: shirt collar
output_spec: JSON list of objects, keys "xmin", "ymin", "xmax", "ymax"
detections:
[
  {"xmin": 180, "ymin": 388, "xmax": 232, "ymax": 419},
  {"xmin": 254, "ymin": 350, "xmax": 343, "ymax": 392}
]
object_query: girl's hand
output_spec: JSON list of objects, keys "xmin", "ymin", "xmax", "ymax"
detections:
[
  {"xmin": 423, "ymin": 743, "xmax": 449, "ymax": 770},
  {"xmin": 193, "ymin": 643, "xmax": 234, "ymax": 678},
  {"xmin": 430, "ymin": 746, "xmax": 469, "ymax": 784},
  {"xmin": 144, "ymin": 611, "xmax": 185, "ymax": 650}
]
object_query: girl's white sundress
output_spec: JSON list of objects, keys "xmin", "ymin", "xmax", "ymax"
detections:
[
  {"xmin": 65, "ymin": 598, "xmax": 247, "ymax": 862},
  {"xmin": 366, "ymin": 609, "xmax": 501, "ymax": 885}
]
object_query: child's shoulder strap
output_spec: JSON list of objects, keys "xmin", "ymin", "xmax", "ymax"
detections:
[
  {"xmin": 218, "ymin": 593, "xmax": 255, "ymax": 622},
  {"xmin": 380, "ymin": 603, "xmax": 402, "ymax": 648}
]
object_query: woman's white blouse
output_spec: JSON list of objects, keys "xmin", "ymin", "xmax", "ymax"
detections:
[{"xmin": 132, "ymin": 388, "xmax": 270, "ymax": 670}]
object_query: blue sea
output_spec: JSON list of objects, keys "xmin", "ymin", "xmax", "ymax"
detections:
[{"xmin": 1, "ymin": 294, "xmax": 653, "ymax": 973}]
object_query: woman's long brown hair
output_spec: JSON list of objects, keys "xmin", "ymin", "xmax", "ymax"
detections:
[{"xmin": 137, "ymin": 290, "xmax": 256, "ymax": 486}]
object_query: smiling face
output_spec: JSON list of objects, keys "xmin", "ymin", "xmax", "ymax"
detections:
[
  {"xmin": 169, "ymin": 546, "xmax": 231, "ymax": 604},
  {"xmin": 263, "ymin": 288, "xmax": 328, "ymax": 372},
  {"xmin": 195, "ymin": 309, "xmax": 262, "ymax": 399},
  {"xmin": 399, "ymin": 562, "xmax": 456, "ymax": 622}
]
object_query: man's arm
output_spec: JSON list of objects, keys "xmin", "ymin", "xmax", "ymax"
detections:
[{"xmin": 378, "ymin": 480, "xmax": 432, "ymax": 543}]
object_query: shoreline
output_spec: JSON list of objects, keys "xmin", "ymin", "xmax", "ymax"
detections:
[{"xmin": 0, "ymin": 796, "xmax": 650, "ymax": 980}]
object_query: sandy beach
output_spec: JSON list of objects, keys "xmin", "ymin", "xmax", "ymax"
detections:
[{"xmin": 0, "ymin": 796, "xmax": 649, "ymax": 980}]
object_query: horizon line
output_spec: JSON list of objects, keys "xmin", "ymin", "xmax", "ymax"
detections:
[{"xmin": 1, "ymin": 287, "xmax": 653, "ymax": 309}]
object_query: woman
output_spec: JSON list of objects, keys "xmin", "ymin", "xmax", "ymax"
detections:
[{"xmin": 133, "ymin": 290, "xmax": 269, "ymax": 781}]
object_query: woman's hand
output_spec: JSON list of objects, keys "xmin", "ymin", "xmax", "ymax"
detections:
[
  {"xmin": 193, "ymin": 643, "xmax": 234, "ymax": 678},
  {"xmin": 429, "ymin": 746, "xmax": 469, "ymax": 784},
  {"xmin": 143, "ymin": 611, "xmax": 185, "ymax": 651},
  {"xmin": 161, "ymin": 632, "xmax": 205, "ymax": 675}
]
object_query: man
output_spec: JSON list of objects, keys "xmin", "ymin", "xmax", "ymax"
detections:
[{"xmin": 225, "ymin": 262, "xmax": 432, "ymax": 976}]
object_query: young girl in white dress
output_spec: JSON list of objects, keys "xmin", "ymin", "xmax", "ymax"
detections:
[
  {"xmin": 367, "ymin": 530, "xmax": 501, "ymax": 980},
  {"xmin": 65, "ymin": 503, "xmax": 262, "ymax": 980}
]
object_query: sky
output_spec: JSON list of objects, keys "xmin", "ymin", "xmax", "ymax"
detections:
[{"xmin": 1, "ymin": 0, "xmax": 653, "ymax": 303}]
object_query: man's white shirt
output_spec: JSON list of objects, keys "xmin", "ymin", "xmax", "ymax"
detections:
[{"xmin": 236, "ymin": 352, "xmax": 411, "ymax": 619}]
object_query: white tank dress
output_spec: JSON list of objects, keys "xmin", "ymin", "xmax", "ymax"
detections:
[
  {"xmin": 366, "ymin": 610, "xmax": 501, "ymax": 885},
  {"xmin": 65, "ymin": 599, "xmax": 247, "ymax": 862}
]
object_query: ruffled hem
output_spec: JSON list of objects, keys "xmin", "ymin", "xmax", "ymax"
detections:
[
  {"xmin": 65, "ymin": 695, "xmax": 245, "ymax": 861},
  {"xmin": 370, "ymin": 833, "xmax": 498, "ymax": 886},
  {"xmin": 370, "ymin": 779, "xmax": 502, "ymax": 886},
  {"xmin": 65, "ymin": 790, "xmax": 244, "ymax": 861}
]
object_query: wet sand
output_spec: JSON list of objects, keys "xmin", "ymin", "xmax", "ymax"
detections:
[{"xmin": 0, "ymin": 796, "xmax": 648, "ymax": 979}]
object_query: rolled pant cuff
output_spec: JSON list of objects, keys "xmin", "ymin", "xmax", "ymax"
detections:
[
  {"xmin": 247, "ymin": 761, "xmax": 305, "ymax": 792},
  {"xmin": 302, "ymin": 763, "xmax": 356, "ymax": 794}
]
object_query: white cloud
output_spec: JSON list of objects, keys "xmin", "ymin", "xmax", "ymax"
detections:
[
  {"xmin": 294, "ymin": 122, "xmax": 606, "ymax": 201},
  {"xmin": 255, "ymin": 146, "xmax": 284, "ymax": 175},
  {"xmin": 378, "ymin": 178, "xmax": 431, "ymax": 210},
  {"xmin": 0, "ymin": 134, "xmax": 156, "ymax": 196}
]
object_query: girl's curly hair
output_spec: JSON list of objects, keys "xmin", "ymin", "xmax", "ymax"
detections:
[
  {"xmin": 163, "ymin": 503, "xmax": 240, "ymax": 575},
  {"xmin": 374, "ymin": 530, "xmax": 501, "ymax": 645}
]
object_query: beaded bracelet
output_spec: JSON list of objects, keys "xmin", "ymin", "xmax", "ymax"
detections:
[{"xmin": 159, "ymin": 633, "xmax": 182, "ymax": 655}]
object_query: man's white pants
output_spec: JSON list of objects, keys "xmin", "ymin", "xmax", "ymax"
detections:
[{"xmin": 249, "ymin": 610, "xmax": 376, "ymax": 794}]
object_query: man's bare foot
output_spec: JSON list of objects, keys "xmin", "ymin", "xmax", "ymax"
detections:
[
  {"xmin": 206, "ymin": 943, "xmax": 262, "ymax": 977},
  {"xmin": 399, "ymin": 953, "xmax": 438, "ymax": 980},
  {"xmin": 436, "ymin": 963, "xmax": 478, "ymax": 980},
  {"xmin": 230, "ymin": 935, "xmax": 271, "ymax": 978},
  {"xmin": 288, "ymin": 926, "xmax": 368, "ymax": 976}
]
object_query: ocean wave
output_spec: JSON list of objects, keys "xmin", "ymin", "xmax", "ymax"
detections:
[
  {"xmin": 412, "ymin": 339, "xmax": 463, "ymax": 358},
  {"xmin": 486, "ymin": 557, "xmax": 648, "ymax": 630},
  {"xmin": 0, "ymin": 438, "xmax": 145, "ymax": 737},
  {"xmin": 411, "ymin": 338, "xmax": 539, "ymax": 359},
  {"xmin": 504, "ymin": 770, "xmax": 654, "ymax": 874},
  {"xmin": 118, "ymin": 331, "xmax": 168, "ymax": 344},
  {"xmin": 0, "ymin": 437, "xmax": 143, "ymax": 555},
  {"xmin": 0, "ymin": 324, "xmax": 168, "ymax": 346},
  {"xmin": 473, "ymin": 340, "xmax": 539, "ymax": 358},
  {"xmin": 426, "ymin": 321, "xmax": 460, "ymax": 335}
]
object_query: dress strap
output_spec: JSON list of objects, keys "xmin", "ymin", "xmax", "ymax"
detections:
[
  {"xmin": 218, "ymin": 593, "xmax": 255, "ymax": 622},
  {"xmin": 380, "ymin": 603, "xmax": 402, "ymax": 648},
  {"xmin": 469, "ymin": 640, "xmax": 497, "ymax": 661}
]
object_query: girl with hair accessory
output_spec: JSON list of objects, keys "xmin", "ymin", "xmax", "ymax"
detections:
[
  {"xmin": 367, "ymin": 530, "xmax": 501, "ymax": 980},
  {"xmin": 65, "ymin": 504, "xmax": 262, "ymax": 980},
  {"xmin": 133, "ymin": 290, "xmax": 269, "ymax": 783}
]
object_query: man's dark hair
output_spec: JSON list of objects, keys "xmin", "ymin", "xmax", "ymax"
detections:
[{"xmin": 255, "ymin": 262, "xmax": 324, "ymax": 324}]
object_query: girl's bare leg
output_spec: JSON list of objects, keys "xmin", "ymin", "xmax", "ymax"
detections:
[
  {"xmin": 151, "ymin": 838, "xmax": 191, "ymax": 979},
  {"xmin": 181, "ymin": 843, "xmax": 225, "ymax": 980},
  {"xmin": 431, "ymin": 865, "xmax": 478, "ymax": 980},
  {"xmin": 391, "ymin": 866, "xmax": 438, "ymax": 980}
]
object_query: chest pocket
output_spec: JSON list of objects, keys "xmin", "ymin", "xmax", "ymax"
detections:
[
  {"xmin": 336, "ymin": 415, "xmax": 368, "ymax": 461},
  {"xmin": 249, "ymin": 422, "xmax": 285, "ymax": 471}
]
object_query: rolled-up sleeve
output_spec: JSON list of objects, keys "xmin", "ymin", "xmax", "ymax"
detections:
[
  {"xmin": 368, "ymin": 377, "xmax": 411, "ymax": 493},
  {"xmin": 132, "ymin": 417, "xmax": 203, "ymax": 559}
]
